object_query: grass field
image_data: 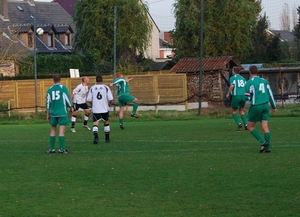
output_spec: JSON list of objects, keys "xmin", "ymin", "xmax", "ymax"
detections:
[{"xmin": 0, "ymin": 113, "xmax": 299, "ymax": 216}]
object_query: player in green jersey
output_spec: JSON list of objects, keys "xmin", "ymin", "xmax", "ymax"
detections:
[
  {"xmin": 110, "ymin": 72, "xmax": 139, "ymax": 130},
  {"xmin": 46, "ymin": 73, "xmax": 73, "ymax": 154},
  {"xmin": 226, "ymin": 67, "xmax": 248, "ymax": 131},
  {"xmin": 245, "ymin": 65, "xmax": 277, "ymax": 153}
]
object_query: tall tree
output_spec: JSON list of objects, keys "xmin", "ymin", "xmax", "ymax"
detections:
[
  {"xmin": 280, "ymin": 3, "xmax": 291, "ymax": 31},
  {"xmin": 292, "ymin": 6, "xmax": 300, "ymax": 60},
  {"xmin": 171, "ymin": 0, "xmax": 261, "ymax": 61},
  {"xmin": 73, "ymin": 0, "xmax": 152, "ymax": 64}
]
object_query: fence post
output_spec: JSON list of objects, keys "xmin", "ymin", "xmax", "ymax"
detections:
[{"xmin": 8, "ymin": 100, "xmax": 10, "ymax": 117}]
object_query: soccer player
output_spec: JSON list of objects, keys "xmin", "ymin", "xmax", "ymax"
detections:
[
  {"xmin": 71, "ymin": 76, "xmax": 91, "ymax": 132},
  {"xmin": 46, "ymin": 73, "xmax": 72, "ymax": 154},
  {"xmin": 226, "ymin": 67, "xmax": 248, "ymax": 131},
  {"xmin": 87, "ymin": 74, "xmax": 113, "ymax": 144},
  {"xmin": 245, "ymin": 65, "xmax": 277, "ymax": 153},
  {"xmin": 109, "ymin": 72, "xmax": 139, "ymax": 130}
]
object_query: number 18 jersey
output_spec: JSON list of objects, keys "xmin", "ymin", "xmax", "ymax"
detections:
[{"xmin": 87, "ymin": 84, "xmax": 113, "ymax": 113}]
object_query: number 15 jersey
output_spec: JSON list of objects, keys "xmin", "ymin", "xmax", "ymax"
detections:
[{"xmin": 87, "ymin": 84, "xmax": 113, "ymax": 113}]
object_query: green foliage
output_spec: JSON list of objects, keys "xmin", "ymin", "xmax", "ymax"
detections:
[
  {"xmin": 73, "ymin": 0, "xmax": 152, "ymax": 64},
  {"xmin": 172, "ymin": 0, "xmax": 261, "ymax": 61},
  {"xmin": 19, "ymin": 54, "xmax": 94, "ymax": 75}
]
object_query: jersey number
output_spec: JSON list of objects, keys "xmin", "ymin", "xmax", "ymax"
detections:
[
  {"xmin": 259, "ymin": 83, "xmax": 265, "ymax": 93},
  {"xmin": 237, "ymin": 80, "xmax": 245, "ymax": 87},
  {"xmin": 97, "ymin": 92, "xmax": 102, "ymax": 100},
  {"xmin": 52, "ymin": 91, "xmax": 60, "ymax": 100}
]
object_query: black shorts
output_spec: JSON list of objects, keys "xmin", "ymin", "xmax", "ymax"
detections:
[
  {"xmin": 93, "ymin": 112, "xmax": 109, "ymax": 122},
  {"xmin": 73, "ymin": 103, "xmax": 89, "ymax": 112}
]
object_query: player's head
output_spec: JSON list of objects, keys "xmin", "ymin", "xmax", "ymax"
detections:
[
  {"xmin": 96, "ymin": 74, "xmax": 103, "ymax": 83},
  {"xmin": 232, "ymin": 66, "xmax": 240, "ymax": 75},
  {"xmin": 82, "ymin": 76, "xmax": 89, "ymax": 84},
  {"xmin": 249, "ymin": 65, "xmax": 258, "ymax": 76},
  {"xmin": 116, "ymin": 72, "xmax": 123, "ymax": 78},
  {"xmin": 53, "ymin": 73, "xmax": 61, "ymax": 83}
]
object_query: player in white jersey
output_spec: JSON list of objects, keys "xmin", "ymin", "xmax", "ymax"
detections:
[
  {"xmin": 71, "ymin": 76, "xmax": 91, "ymax": 132},
  {"xmin": 87, "ymin": 74, "xmax": 113, "ymax": 144}
]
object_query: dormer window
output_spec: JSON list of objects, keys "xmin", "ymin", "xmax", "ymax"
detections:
[
  {"xmin": 48, "ymin": 34, "xmax": 54, "ymax": 47},
  {"xmin": 65, "ymin": 33, "xmax": 71, "ymax": 46},
  {"xmin": 28, "ymin": 33, "xmax": 33, "ymax": 48}
]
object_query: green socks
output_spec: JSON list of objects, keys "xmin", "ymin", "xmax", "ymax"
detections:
[
  {"xmin": 251, "ymin": 129, "xmax": 265, "ymax": 144},
  {"xmin": 241, "ymin": 114, "xmax": 247, "ymax": 126},
  {"xmin": 132, "ymin": 103, "xmax": 138, "ymax": 114},
  {"xmin": 50, "ymin": 136, "xmax": 55, "ymax": 150},
  {"xmin": 232, "ymin": 113, "xmax": 240, "ymax": 125},
  {"xmin": 59, "ymin": 136, "xmax": 65, "ymax": 151},
  {"xmin": 264, "ymin": 132, "xmax": 271, "ymax": 150},
  {"xmin": 119, "ymin": 119, "xmax": 123, "ymax": 125}
]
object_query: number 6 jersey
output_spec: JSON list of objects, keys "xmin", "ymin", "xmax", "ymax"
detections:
[{"xmin": 87, "ymin": 84, "xmax": 113, "ymax": 113}]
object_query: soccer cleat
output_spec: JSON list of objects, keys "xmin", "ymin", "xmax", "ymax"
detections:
[
  {"xmin": 106, "ymin": 139, "xmax": 110, "ymax": 143},
  {"xmin": 245, "ymin": 125, "xmax": 248, "ymax": 131},
  {"xmin": 46, "ymin": 149, "xmax": 55, "ymax": 153},
  {"xmin": 265, "ymin": 149, "xmax": 272, "ymax": 153},
  {"xmin": 93, "ymin": 138, "xmax": 99, "ymax": 144},
  {"xmin": 131, "ymin": 113, "xmax": 139, "ymax": 118},
  {"xmin": 120, "ymin": 124, "xmax": 125, "ymax": 130},
  {"xmin": 82, "ymin": 125, "xmax": 91, "ymax": 130},
  {"xmin": 238, "ymin": 124, "xmax": 242, "ymax": 131},
  {"xmin": 71, "ymin": 128, "xmax": 76, "ymax": 133},
  {"xmin": 260, "ymin": 141, "xmax": 268, "ymax": 153},
  {"xmin": 58, "ymin": 149, "xmax": 69, "ymax": 154}
]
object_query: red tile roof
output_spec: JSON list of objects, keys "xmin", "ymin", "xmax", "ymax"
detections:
[{"xmin": 171, "ymin": 56, "xmax": 239, "ymax": 73}]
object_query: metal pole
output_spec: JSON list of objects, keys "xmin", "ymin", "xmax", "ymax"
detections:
[
  {"xmin": 113, "ymin": 4, "xmax": 117, "ymax": 113},
  {"xmin": 33, "ymin": 14, "xmax": 38, "ymax": 113},
  {"xmin": 198, "ymin": 0, "xmax": 204, "ymax": 115}
]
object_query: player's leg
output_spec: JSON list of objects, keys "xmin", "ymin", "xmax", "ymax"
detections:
[
  {"xmin": 47, "ymin": 117, "xmax": 57, "ymax": 153},
  {"xmin": 82, "ymin": 104, "xmax": 91, "ymax": 130},
  {"xmin": 239, "ymin": 107, "xmax": 248, "ymax": 130},
  {"xmin": 119, "ymin": 106, "xmax": 125, "ymax": 129},
  {"xmin": 131, "ymin": 97, "xmax": 139, "ymax": 118},
  {"xmin": 231, "ymin": 97, "xmax": 242, "ymax": 130},
  {"xmin": 58, "ymin": 116, "xmax": 69, "ymax": 153},
  {"xmin": 71, "ymin": 103, "xmax": 79, "ymax": 132},
  {"xmin": 247, "ymin": 105, "xmax": 267, "ymax": 152},
  {"xmin": 103, "ymin": 112, "xmax": 110, "ymax": 142},
  {"xmin": 92, "ymin": 113, "xmax": 100, "ymax": 144},
  {"xmin": 261, "ymin": 104, "xmax": 271, "ymax": 152}
]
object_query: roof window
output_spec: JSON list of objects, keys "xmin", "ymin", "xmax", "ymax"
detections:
[{"xmin": 16, "ymin": 6, "xmax": 24, "ymax": 11}]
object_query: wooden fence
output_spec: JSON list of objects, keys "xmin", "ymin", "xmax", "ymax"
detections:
[{"xmin": 0, "ymin": 74, "xmax": 188, "ymax": 112}]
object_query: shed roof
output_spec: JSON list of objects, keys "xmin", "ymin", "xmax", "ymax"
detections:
[{"xmin": 171, "ymin": 56, "xmax": 239, "ymax": 73}]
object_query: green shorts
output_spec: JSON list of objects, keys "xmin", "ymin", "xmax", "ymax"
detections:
[
  {"xmin": 118, "ymin": 94, "xmax": 135, "ymax": 107},
  {"xmin": 50, "ymin": 116, "xmax": 69, "ymax": 126},
  {"xmin": 231, "ymin": 95, "xmax": 246, "ymax": 109},
  {"xmin": 248, "ymin": 103, "xmax": 269, "ymax": 122}
]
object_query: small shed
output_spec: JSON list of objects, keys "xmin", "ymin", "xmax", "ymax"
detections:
[{"xmin": 171, "ymin": 56, "xmax": 240, "ymax": 105}]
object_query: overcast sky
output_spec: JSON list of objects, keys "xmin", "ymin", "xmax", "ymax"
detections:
[{"xmin": 37, "ymin": 0, "xmax": 300, "ymax": 31}]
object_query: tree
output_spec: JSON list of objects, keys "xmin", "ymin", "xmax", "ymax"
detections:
[
  {"xmin": 73, "ymin": 0, "xmax": 152, "ymax": 65},
  {"xmin": 280, "ymin": 3, "xmax": 290, "ymax": 31},
  {"xmin": 292, "ymin": 6, "xmax": 300, "ymax": 60},
  {"xmin": 171, "ymin": 0, "xmax": 261, "ymax": 61}
]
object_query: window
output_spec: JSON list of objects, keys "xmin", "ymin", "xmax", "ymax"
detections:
[
  {"xmin": 48, "ymin": 34, "xmax": 53, "ymax": 47},
  {"xmin": 28, "ymin": 33, "xmax": 33, "ymax": 48},
  {"xmin": 65, "ymin": 34, "xmax": 71, "ymax": 46}
]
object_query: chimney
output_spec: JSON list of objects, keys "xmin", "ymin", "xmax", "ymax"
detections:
[{"xmin": 0, "ymin": 0, "xmax": 9, "ymax": 21}]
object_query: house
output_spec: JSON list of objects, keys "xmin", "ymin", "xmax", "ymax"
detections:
[
  {"xmin": 157, "ymin": 32, "xmax": 175, "ymax": 62},
  {"xmin": 171, "ymin": 56, "xmax": 240, "ymax": 106},
  {"xmin": 0, "ymin": 0, "xmax": 75, "ymax": 76},
  {"xmin": 267, "ymin": 30, "xmax": 295, "ymax": 42}
]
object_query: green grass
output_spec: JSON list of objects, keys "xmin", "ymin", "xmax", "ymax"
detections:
[{"xmin": 0, "ymin": 115, "xmax": 299, "ymax": 216}]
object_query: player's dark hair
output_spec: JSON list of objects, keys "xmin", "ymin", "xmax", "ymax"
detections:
[
  {"xmin": 96, "ymin": 74, "xmax": 103, "ymax": 82},
  {"xmin": 53, "ymin": 73, "xmax": 61, "ymax": 83},
  {"xmin": 249, "ymin": 65, "xmax": 258, "ymax": 75},
  {"xmin": 233, "ymin": 66, "xmax": 240, "ymax": 74}
]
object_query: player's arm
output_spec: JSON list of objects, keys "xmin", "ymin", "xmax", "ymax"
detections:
[
  {"xmin": 226, "ymin": 84, "xmax": 234, "ymax": 99},
  {"xmin": 127, "ymin": 78, "xmax": 134, "ymax": 82}
]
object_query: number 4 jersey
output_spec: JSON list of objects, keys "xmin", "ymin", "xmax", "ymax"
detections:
[
  {"xmin": 87, "ymin": 84, "xmax": 113, "ymax": 113},
  {"xmin": 46, "ymin": 84, "xmax": 72, "ymax": 117},
  {"xmin": 245, "ymin": 76, "xmax": 276, "ymax": 109}
]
